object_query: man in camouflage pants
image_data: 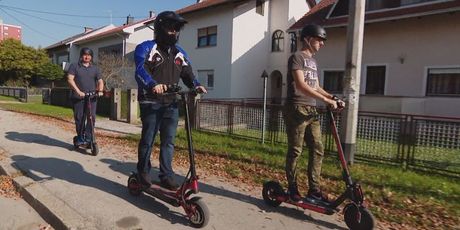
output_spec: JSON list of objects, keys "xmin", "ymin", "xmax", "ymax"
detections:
[{"xmin": 284, "ymin": 24, "xmax": 344, "ymax": 203}]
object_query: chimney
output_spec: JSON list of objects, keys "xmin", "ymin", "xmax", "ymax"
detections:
[
  {"xmin": 84, "ymin": 27, "xmax": 93, "ymax": 33},
  {"xmin": 149, "ymin": 11, "xmax": 156, "ymax": 18},
  {"xmin": 126, "ymin": 15, "xmax": 134, "ymax": 25}
]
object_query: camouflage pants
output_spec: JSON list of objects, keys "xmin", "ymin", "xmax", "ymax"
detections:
[{"xmin": 284, "ymin": 104, "xmax": 324, "ymax": 191}]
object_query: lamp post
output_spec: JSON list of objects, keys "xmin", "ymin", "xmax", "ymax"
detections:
[{"xmin": 261, "ymin": 70, "xmax": 268, "ymax": 144}]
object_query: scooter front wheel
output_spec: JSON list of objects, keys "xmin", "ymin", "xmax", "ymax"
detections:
[
  {"xmin": 187, "ymin": 197, "xmax": 209, "ymax": 228},
  {"xmin": 91, "ymin": 142, "xmax": 99, "ymax": 156},
  {"xmin": 343, "ymin": 203, "xmax": 375, "ymax": 230},
  {"xmin": 262, "ymin": 181, "xmax": 284, "ymax": 207},
  {"xmin": 127, "ymin": 175, "xmax": 142, "ymax": 196}
]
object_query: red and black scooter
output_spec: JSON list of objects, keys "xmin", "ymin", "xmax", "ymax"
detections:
[
  {"xmin": 73, "ymin": 91, "xmax": 99, "ymax": 156},
  {"xmin": 127, "ymin": 85, "xmax": 209, "ymax": 228},
  {"xmin": 262, "ymin": 106, "xmax": 375, "ymax": 230}
]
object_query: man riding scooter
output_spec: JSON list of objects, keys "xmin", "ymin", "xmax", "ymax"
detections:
[
  {"xmin": 67, "ymin": 47, "xmax": 104, "ymax": 147},
  {"xmin": 134, "ymin": 11, "xmax": 207, "ymax": 190}
]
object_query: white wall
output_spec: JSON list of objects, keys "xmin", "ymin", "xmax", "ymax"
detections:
[
  {"xmin": 179, "ymin": 5, "xmax": 234, "ymax": 99},
  {"xmin": 317, "ymin": 12, "xmax": 460, "ymax": 117},
  {"xmin": 231, "ymin": 0, "xmax": 270, "ymax": 98}
]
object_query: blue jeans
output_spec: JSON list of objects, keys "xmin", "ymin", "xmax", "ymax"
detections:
[
  {"xmin": 72, "ymin": 97, "xmax": 97, "ymax": 140},
  {"xmin": 137, "ymin": 102, "xmax": 179, "ymax": 180}
]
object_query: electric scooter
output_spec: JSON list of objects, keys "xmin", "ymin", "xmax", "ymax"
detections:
[
  {"xmin": 262, "ymin": 105, "xmax": 376, "ymax": 230},
  {"xmin": 73, "ymin": 91, "xmax": 99, "ymax": 156},
  {"xmin": 127, "ymin": 85, "xmax": 209, "ymax": 228}
]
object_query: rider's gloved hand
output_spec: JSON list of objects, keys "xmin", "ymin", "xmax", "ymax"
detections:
[
  {"xmin": 195, "ymin": 86, "xmax": 207, "ymax": 94},
  {"xmin": 332, "ymin": 95, "xmax": 345, "ymax": 108},
  {"xmin": 152, "ymin": 84, "xmax": 168, "ymax": 94},
  {"xmin": 97, "ymin": 91, "xmax": 104, "ymax": 97}
]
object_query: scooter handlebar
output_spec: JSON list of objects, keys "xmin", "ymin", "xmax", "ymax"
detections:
[{"xmin": 156, "ymin": 84, "xmax": 204, "ymax": 96}]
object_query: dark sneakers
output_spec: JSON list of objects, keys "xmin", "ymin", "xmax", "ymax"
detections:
[
  {"xmin": 139, "ymin": 173, "xmax": 152, "ymax": 188},
  {"xmin": 288, "ymin": 184, "xmax": 302, "ymax": 202},
  {"xmin": 305, "ymin": 189, "xmax": 332, "ymax": 205},
  {"xmin": 160, "ymin": 177, "xmax": 179, "ymax": 191}
]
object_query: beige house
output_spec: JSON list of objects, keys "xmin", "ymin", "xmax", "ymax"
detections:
[{"xmin": 289, "ymin": 0, "xmax": 460, "ymax": 117}]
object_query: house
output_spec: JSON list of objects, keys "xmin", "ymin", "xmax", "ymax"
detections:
[
  {"xmin": 176, "ymin": 0, "xmax": 313, "ymax": 100},
  {"xmin": 46, "ymin": 14, "xmax": 157, "ymax": 89},
  {"xmin": 288, "ymin": 0, "xmax": 460, "ymax": 117},
  {"xmin": 46, "ymin": 25, "xmax": 117, "ymax": 70}
]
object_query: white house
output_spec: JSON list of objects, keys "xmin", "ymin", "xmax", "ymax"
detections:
[
  {"xmin": 46, "ymin": 25, "xmax": 116, "ymax": 70},
  {"xmin": 288, "ymin": 0, "xmax": 460, "ymax": 117},
  {"xmin": 176, "ymin": 0, "xmax": 313, "ymax": 100}
]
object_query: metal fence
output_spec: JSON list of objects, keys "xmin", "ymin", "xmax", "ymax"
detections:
[
  {"xmin": 0, "ymin": 86, "xmax": 28, "ymax": 102},
  {"xmin": 196, "ymin": 99, "xmax": 460, "ymax": 177}
]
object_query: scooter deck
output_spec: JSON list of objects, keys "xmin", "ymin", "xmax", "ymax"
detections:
[
  {"xmin": 281, "ymin": 196, "xmax": 338, "ymax": 215},
  {"xmin": 143, "ymin": 181, "xmax": 181, "ymax": 207}
]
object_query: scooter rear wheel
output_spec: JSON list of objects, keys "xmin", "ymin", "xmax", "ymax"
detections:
[
  {"xmin": 187, "ymin": 197, "xmax": 209, "ymax": 228},
  {"xmin": 262, "ymin": 181, "xmax": 284, "ymax": 207},
  {"xmin": 343, "ymin": 203, "xmax": 375, "ymax": 230},
  {"xmin": 127, "ymin": 175, "xmax": 142, "ymax": 196}
]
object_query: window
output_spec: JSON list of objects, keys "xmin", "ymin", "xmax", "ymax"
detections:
[
  {"xmin": 197, "ymin": 26, "xmax": 217, "ymax": 47},
  {"xmin": 289, "ymin": 32, "xmax": 297, "ymax": 53},
  {"xmin": 426, "ymin": 67, "xmax": 460, "ymax": 96},
  {"xmin": 323, "ymin": 71, "xmax": 344, "ymax": 94},
  {"xmin": 271, "ymin": 30, "xmax": 284, "ymax": 52},
  {"xmin": 256, "ymin": 0, "xmax": 265, "ymax": 15},
  {"xmin": 365, "ymin": 66, "xmax": 386, "ymax": 95},
  {"xmin": 198, "ymin": 70, "xmax": 214, "ymax": 89}
]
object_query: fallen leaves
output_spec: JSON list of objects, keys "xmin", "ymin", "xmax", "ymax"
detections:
[{"xmin": 0, "ymin": 175, "xmax": 21, "ymax": 198}]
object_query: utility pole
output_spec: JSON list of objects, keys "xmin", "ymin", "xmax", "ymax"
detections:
[{"xmin": 340, "ymin": 0, "xmax": 365, "ymax": 164}]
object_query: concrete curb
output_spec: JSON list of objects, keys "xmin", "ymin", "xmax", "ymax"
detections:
[{"xmin": 0, "ymin": 159, "xmax": 95, "ymax": 230}]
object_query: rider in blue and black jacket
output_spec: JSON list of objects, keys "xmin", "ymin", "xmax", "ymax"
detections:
[{"xmin": 134, "ymin": 11, "xmax": 207, "ymax": 190}]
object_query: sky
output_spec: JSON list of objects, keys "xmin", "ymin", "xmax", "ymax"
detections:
[{"xmin": 0, "ymin": 0, "xmax": 197, "ymax": 48}]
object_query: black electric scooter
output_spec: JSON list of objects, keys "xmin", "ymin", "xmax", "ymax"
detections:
[
  {"xmin": 73, "ymin": 91, "xmax": 99, "ymax": 156},
  {"xmin": 127, "ymin": 85, "xmax": 209, "ymax": 228},
  {"xmin": 262, "ymin": 106, "xmax": 375, "ymax": 230}
]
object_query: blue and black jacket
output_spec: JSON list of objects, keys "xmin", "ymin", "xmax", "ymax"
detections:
[{"xmin": 134, "ymin": 40, "xmax": 200, "ymax": 103}]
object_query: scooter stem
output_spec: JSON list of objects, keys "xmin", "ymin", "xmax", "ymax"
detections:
[
  {"xmin": 328, "ymin": 109, "xmax": 353, "ymax": 186},
  {"xmin": 182, "ymin": 93, "xmax": 197, "ymax": 178}
]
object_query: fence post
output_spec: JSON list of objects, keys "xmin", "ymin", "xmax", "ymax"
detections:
[
  {"xmin": 111, "ymin": 88, "xmax": 121, "ymax": 121},
  {"xmin": 127, "ymin": 89, "xmax": 138, "ymax": 124}
]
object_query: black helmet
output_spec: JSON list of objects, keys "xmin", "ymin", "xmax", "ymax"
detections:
[
  {"xmin": 80, "ymin": 47, "xmax": 94, "ymax": 57},
  {"xmin": 154, "ymin": 11, "xmax": 187, "ymax": 46},
  {"xmin": 301, "ymin": 24, "xmax": 327, "ymax": 41}
]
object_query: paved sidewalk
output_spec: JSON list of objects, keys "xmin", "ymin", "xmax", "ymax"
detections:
[{"xmin": 0, "ymin": 109, "xmax": 347, "ymax": 230}]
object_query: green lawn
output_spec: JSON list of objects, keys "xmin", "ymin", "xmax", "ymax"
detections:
[{"xmin": 0, "ymin": 95, "xmax": 20, "ymax": 101}]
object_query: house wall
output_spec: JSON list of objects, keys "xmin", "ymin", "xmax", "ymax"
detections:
[
  {"xmin": 316, "ymin": 12, "xmax": 460, "ymax": 117},
  {"xmin": 231, "ymin": 0, "xmax": 270, "ymax": 98},
  {"xmin": 125, "ymin": 26, "xmax": 155, "ymax": 55},
  {"xmin": 268, "ymin": 0, "xmax": 310, "ymax": 98},
  {"xmin": 179, "ymin": 5, "xmax": 234, "ymax": 98}
]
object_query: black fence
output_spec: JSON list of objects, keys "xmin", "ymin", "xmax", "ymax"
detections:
[
  {"xmin": 0, "ymin": 86, "xmax": 28, "ymax": 102},
  {"xmin": 196, "ymin": 99, "xmax": 460, "ymax": 177},
  {"xmin": 42, "ymin": 87, "xmax": 111, "ymax": 117}
]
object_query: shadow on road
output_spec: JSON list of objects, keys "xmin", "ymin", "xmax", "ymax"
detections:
[
  {"xmin": 5, "ymin": 131, "xmax": 74, "ymax": 150},
  {"xmin": 10, "ymin": 155, "xmax": 190, "ymax": 228},
  {"xmin": 100, "ymin": 158, "xmax": 347, "ymax": 230}
]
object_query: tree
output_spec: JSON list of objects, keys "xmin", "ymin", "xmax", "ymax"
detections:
[
  {"xmin": 0, "ymin": 39, "xmax": 58, "ymax": 86},
  {"xmin": 98, "ymin": 52, "xmax": 134, "ymax": 90},
  {"xmin": 36, "ymin": 62, "xmax": 65, "ymax": 81}
]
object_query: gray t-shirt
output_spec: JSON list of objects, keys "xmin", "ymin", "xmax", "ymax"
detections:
[
  {"xmin": 286, "ymin": 51, "xmax": 319, "ymax": 106},
  {"xmin": 68, "ymin": 62, "xmax": 101, "ymax": 99}
]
